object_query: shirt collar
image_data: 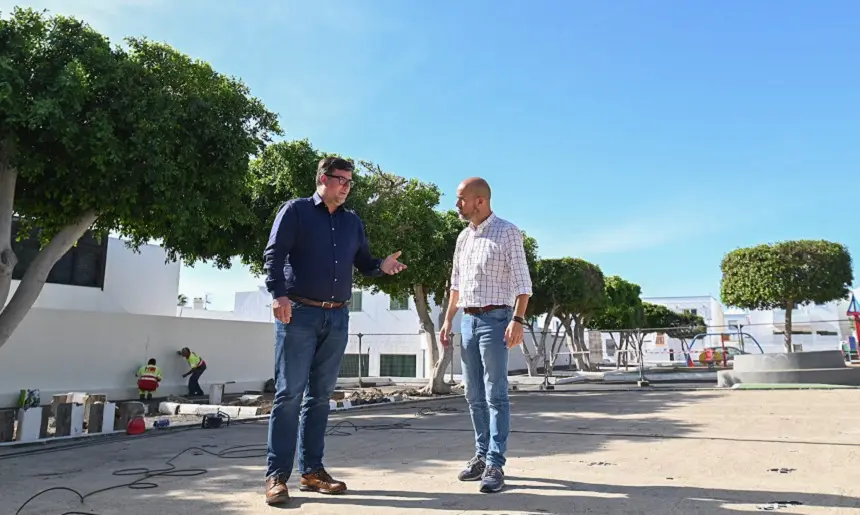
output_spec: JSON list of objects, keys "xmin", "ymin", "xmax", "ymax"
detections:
[
  {"xmin": 469, "ymin": 212, "xmax": 496, "ymax": 234},
  {"xmin": 312, "ymin": 191, "xmax": 344, "ymax": 212}
]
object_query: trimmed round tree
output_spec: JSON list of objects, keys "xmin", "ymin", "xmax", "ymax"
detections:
[{"xmin": 720, "ymin": 240, "xmax": 854, "ymax": 353}]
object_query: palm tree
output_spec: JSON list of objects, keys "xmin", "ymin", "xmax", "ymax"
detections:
[{"xmin": 177, "ymin": 293, "xmax": 188, "ymax": 307}]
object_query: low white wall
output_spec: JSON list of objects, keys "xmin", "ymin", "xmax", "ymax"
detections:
[{"xmin": 0, "ymin": 307, "xmax": 274, "ymax": 408}]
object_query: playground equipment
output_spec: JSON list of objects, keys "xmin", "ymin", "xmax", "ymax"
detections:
[{"xmin": 684, "ymin": 332, "xmax": 765, "ymax": 368}]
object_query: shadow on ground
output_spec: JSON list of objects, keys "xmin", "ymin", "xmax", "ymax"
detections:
[{"xmin": 6, "ymin": 390, "xmax": 860, "ymax": 514}]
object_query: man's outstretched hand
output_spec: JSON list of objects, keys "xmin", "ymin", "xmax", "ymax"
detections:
[{"xmin": 381, "ymin": 250, "xmax": 407, "ymax": 275}]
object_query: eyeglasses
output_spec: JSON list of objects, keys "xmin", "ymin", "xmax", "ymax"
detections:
[{"xmin": 325, "ymin": 174, "xmax": 354, "ymax": 187}]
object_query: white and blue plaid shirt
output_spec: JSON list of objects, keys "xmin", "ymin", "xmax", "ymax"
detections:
[{"xmin": 450, "ymin": 213, "xmax": 533, "ymax": 308}]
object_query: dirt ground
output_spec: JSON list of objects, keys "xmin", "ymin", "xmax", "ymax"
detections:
[{"xmin": 4, "ymin": 388, "xmax": 860, "ymax": 515}]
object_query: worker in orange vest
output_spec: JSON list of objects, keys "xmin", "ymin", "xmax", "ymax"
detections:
[{"xmin": 136, "ymin": 358, "xmax": 163, "ymax": 400}]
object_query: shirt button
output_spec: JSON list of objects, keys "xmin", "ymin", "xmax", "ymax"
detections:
[{"xmin": 335, "ymin": 279, "xmax": 338, "ymax": 282}]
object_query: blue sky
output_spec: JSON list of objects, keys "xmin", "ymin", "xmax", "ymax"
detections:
[{"xmin": 5, "ymin": 0, "xmax": 858, "ymax": 311}]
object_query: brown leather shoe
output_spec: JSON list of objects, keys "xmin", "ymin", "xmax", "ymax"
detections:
[
  {"xmin": 299, "ymin": 468, "xmax": 347, "ymax": 494},
  {"xmin": 265, "ymin": 475, "xmax": 290, "ymax": 505}
]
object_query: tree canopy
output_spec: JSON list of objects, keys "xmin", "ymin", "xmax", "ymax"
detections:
[
  {"xmin": 352, "ymin": 167, "xmax": 451, "ymax": 302},
  {"xmin": 641, "ymin": 302, "xmax": 678, "ymax": 331},
  {"xmin": 721, "ymin": 239, "xmax": 853, "ymax": 351},
  {"xmin": 0, "ymin": 7, "xmax": 281, "ymax": 349},
  {"xmin": 588, "ymin": 275, "xmax": 644, "ymax": 332},
  {"xmin": 721, "ymin": 240, "xmax": 853, "ymax": 311},
  {"xmin": 664, "ymin": 311, "xmax": 707, "ymax": 343},
  {"xmin": 535, "ymin": 258, "xmax": 606, "ymax": 318}
]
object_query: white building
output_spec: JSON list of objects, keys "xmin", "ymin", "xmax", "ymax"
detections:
[
  {"xmin": 6, "ymin": 229, "xmax": 179, "ymax": 317},
  {"xmin": 719, "ymin": 289, "xmax": 860, "ymax": 354},
  {"xmin": 182, "ymin": 285, "xmax": 463, "ymax": 380}
]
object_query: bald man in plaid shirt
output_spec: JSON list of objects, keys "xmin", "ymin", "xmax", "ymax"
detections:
[{"xmin": 440, "ymin": 177, "xmax": 533, "ymax": 494}]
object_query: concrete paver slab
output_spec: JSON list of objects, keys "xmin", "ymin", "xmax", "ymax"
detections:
[{"xmin": 4, "ymin": 389, "xmax": 860, "ymax": 514}]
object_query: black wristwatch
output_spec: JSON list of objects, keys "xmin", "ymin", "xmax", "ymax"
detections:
[{"xmin": 512, "ymin": 316, "xmax": 525, "ymax": 325}]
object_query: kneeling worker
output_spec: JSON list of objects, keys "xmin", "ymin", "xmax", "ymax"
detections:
[{"xmin": 136, "ymin": 358, "xmax": 163, "ymax": 400}]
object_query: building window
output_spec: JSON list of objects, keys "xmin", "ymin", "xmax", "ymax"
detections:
[
  {"xmin": 338, "ymin": 353, "xmax": 370, "ymax": 378},
  {"xmin": 348, "ymin": 291, "xmax": 363, "ymax": 312},
  {"xmin": 389, "ymin": 295, "xmax": 409, "ymax": 311},
  {"xmin": 11, "ymin": 220, "xmax": 108, "ymax": 289},
  {"xmin": 379, "ymin": 354, "xmax": 417, "ymax": 377}
]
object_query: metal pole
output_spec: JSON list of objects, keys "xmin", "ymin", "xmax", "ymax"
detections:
[
  {"xmin": 449, "ymin": 339, "xmax": 455, "ymax": 384},
  {"xmin": 637, "ymin": 333, "xmax": 649, "ymax": 387},
  {"xmin": 357, "ymin": 333, "xmax": 364, "ymax": 388}
]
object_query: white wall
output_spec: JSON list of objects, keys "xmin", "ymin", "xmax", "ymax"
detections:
[
  {"xmin": 0, "ymin": 307, "xmax": 274, "ymax": 408},
  {"xmin": 6, "ymin": 238, "xmax": 180, "ymax": 317},
  {"xmin": 0, "ymin": 306, "xmax": 439, "ymax": 408}
]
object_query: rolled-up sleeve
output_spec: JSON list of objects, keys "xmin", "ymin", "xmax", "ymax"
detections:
[
  {"xmin": 505, "ymin": 226, "xmax": 533, "ymax": 297},
  {"xmin": 263, "ymin": 201, "xmax": 297, "ymax": 299}
]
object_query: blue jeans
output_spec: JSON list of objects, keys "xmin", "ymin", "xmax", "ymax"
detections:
[
  {"xmin": 460, "ymin": 306, "xmax": 512, "ymax": 468},
  {"xmin": 266, "ymin": 301, "xmax": 349, "ymax": 480}
]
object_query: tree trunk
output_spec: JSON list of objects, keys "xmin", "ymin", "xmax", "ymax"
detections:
[
  {"xmin": 0, "ymin": 143, "xmax": 17, "ymax": 308},
  {"xmin": 548, "ymin": 323, "xmax": 566, "ymax": 375},
  {"xmin": 617, "ymin": 334, "xmax": 629, "ymax": 370},
  {"xmin": 561, "ymin": 317, "xmax": 588, "ymax": 372},
  {"xmin": 0, "ymin": 212, "xmax": 99, "ymax": 351},
  {"xmin": 573, "ymin": 317, "xmax": 594, "ymax": 372},
  {"xmin": 522, "ymin": 325, "xmax": 541, "ymax": 377},
  {"xmin": 784, "ymin": 301, "xmax": 794, "ymax": 353},
  {"xmin": 414, "ymin": 284, "xmax": 452, "ymax": 394},
  {"xmin": 522, "ymin": 306, "xmax": 558, "ymax": 376}
]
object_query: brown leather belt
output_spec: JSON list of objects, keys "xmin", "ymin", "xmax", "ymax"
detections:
[
  {"xmin": 463, "ymin": 304, "xmax": 509, "ymax": 315},
  {"xmin": 289, "ymin": 296, "xmax": 345, "ymax": 309}
]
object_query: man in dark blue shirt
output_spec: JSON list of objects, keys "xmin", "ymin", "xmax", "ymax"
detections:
[{"xmin": 262, "ymin": 157, "xmax": 406, "ymax": 505}]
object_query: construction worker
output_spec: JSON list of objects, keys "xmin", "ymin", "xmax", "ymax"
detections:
[
  {"xmin": 136, "ymin": 358, "xmax": 163, "ymax": 400},
  {"xmin": 178, "ymin": 347, "xmax": 207, "ymax": 396}
]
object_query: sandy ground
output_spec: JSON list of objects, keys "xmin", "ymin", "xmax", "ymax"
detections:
[{"xmin": 4, "ymin": 388, "xmax": 860, "ymax": 515}]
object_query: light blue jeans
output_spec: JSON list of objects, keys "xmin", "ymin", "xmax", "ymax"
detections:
[
  {"xmin": 266, "ymin": 301, "xmax": 349, "ymax": 480},
  {"xmin": 460, "ymin": 306, "xmax": 512, "ymax": 468}
]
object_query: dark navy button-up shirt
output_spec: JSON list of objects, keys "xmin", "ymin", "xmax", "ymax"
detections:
[{"xmin": 263, "ymin": 192, "xmax": 383, "ymax": 303}]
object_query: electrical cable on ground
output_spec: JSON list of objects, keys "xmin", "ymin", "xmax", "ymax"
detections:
[
  {"xmin": 13, "ymin": 404, "xmax": 859, "ymax": 514},
  {"xmin": 12, "ymin": 406, "xmax": 463, "ymax": 515}
]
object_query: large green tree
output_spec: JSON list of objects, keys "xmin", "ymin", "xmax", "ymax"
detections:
[
  {"xmin": 0, "ymin": 8, "xmax": 280, "ymax": 350},
  {"xmin": 229, "ymin": 139, "xmax": 372, "ymax": 276},
  {"xmin": 532, "ymin": 258, "xmax": 606, "ymax": 372},
  {"xmin": 353, "ymin": 165, "xmax": 465, "ymax": 394},
  {"xmin": 721, "ymin": 240, "xmax": 854, "ymax": 352},
  {"xmin": 588, "ymin": 276, "xmax": 644, "ymax": 369}
]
